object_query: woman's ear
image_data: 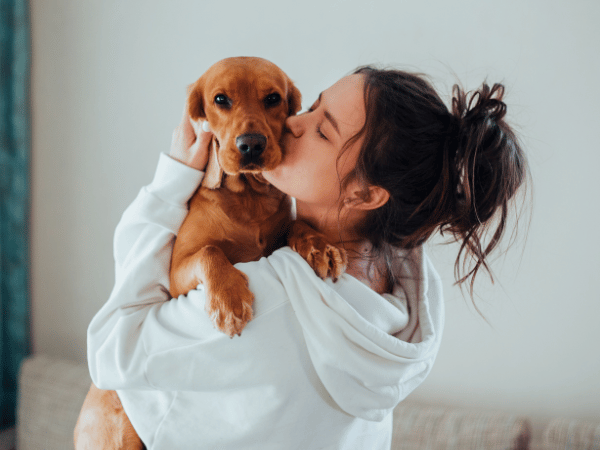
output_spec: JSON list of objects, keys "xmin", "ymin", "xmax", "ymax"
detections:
[{"xmin": 343, "ymin": 184, "xmax": 390, "ymax": 211}]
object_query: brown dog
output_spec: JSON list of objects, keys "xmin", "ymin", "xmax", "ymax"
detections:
[
  {"xmin": 169, "ymin": 56, "xmax": 301, "ymax": 337},
  {"xmin": 74, "ymin": 57, "xmax": 346, "ymax": 449}
]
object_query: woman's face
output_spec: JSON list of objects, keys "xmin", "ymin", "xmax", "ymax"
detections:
[{"xmin": 263, "ymin": 74, "xmax": 366, "ymax": 211}]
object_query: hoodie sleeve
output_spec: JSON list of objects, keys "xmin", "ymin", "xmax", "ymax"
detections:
[
  {"xmin": 87, "ymin": 152, "xmax": 206, "ymax": 389},
  {"xmin": 87, "ymin": 153, "xmax": 302, "ymax": 393}
]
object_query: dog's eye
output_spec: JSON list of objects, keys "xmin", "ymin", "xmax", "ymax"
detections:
[
  {"xmin": 214, "ymin": 94, "xmax": 231, "ymax": 107},
  {"xmin": 264, "ymin": 93, "xmax": 282, "ymax": 107}
]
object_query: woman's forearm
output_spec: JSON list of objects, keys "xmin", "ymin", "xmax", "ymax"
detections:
[{"xmin": 87, "ymin": 153, "xmax": 203, "ymax": 389}]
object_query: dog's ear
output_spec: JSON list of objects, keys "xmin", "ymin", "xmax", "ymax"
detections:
[
  {"xmin": 201, "ymin": 141, "xmax": 223, "ymax": 189},
  {"xmin": 187, "ymin": 80, "xmax": 206, "ymax": 120},
  {"xmin": 287, "ymin": 81, "xmax": 302, "ymax": 116}
]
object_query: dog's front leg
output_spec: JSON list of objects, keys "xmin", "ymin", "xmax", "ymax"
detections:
[
  {"xmin": 288, "ymin": 220, "xmax": 348, "ymax": 282},
  {"xmin": 171, "ymin": 245, "xmax": 254, "ymax": 337}
]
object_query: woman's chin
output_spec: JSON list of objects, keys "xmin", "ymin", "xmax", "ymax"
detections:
[{"xmin": 261, "ymin": 168, "xmax": 279, "ymax": 186}]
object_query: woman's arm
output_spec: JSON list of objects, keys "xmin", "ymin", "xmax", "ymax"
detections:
[
  {"xmin": 87, "ymin": 152, "xmax": 205, "ymax": 389},
  {"xmin": 87, "ymin": 107, "xmax": 214, "ymax": 389},
  {"xmin": 86, "ymin": 153, "xmax": 293, "ymax": 392}
]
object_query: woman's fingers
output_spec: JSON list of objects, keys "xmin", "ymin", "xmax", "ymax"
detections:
[
  {"xmin": 169, "ymin": 101, "xmax": 212, "ymax": 171},
  {"xmin": 179, "ymin": 103, "xmax": 196, "ymax": 147},
  {"xmin": 186, "ymin": 119, "xmax": 213, "ymax": 171}
]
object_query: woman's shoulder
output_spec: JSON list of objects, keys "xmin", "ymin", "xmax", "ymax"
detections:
[
  {"xmin": 235, "ymin": 246, "xmax": 311, "ymax": 278},
  {"xmin": 233, "ymin": 247, "xmax": 312, "ymax": 317}
]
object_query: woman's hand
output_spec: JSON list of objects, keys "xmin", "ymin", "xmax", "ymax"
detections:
[{"xmin": 169, "ymin": 104, "xmax": 213, "ymax": 171}]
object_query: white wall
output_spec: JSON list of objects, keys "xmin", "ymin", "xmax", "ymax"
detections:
[{"xmin": 30, "ymin": 0, "xmax": 600, "ymax": 423}]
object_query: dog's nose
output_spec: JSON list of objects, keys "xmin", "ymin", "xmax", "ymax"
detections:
[{"xmin": 236, "ymin": 134, "xmax": 266, "ymax": 162}]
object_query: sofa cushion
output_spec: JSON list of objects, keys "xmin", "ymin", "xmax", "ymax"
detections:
[
  {"xmin": 17, "ymin": 354, "xmax": 91, "ymax": 450},
  {"xmin": 17, "ymin": 354, "xmax": 538, "ymax": 450},
  {"xmin": 543, "ymin": 418, "xmax": 600, "ymax": 450},
  {"xmin": 392, "ymin": 402, "xmax": 531, "ymax": 450}
]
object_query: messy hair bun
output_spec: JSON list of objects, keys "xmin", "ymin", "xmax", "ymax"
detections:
[
  {"xmin": 347, "ymin": 67, "xmax": 528, "ymax": 293},
  {"xmin": 444, "ymin": 83, "xmax": 527, "ymax": 290}
]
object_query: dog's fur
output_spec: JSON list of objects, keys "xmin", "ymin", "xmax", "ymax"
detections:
[
  {"xmin": 169, "ymin": 57, "xmax": 301, "ymax": 337},
  {"xmin": 74, "ymin": 57, "xmax": 346, "ymax": 449}
]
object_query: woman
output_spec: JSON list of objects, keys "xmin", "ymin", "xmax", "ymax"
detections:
[{"xmin": 83, "ymin": 66, "xmax": 527, "ymax": 449}]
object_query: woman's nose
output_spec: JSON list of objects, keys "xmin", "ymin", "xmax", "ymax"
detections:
[{"xmin": 285, "ymin": 114, "xmax": 304, "ymax": 138}]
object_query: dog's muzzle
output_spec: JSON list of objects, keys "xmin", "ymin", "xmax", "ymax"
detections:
[{"xmin": 236, "ymin": 133, "xmax": 266, "ymax": 167}]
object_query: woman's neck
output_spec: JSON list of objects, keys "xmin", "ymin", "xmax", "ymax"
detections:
[
  {"xmin": 295, "ymin": 200, "xmax": 363, "ymax": 244},
  {"xmin": 342, "ymin": 241, "xmax": 392, "ymax": 295},
  {"xmin": 296, "ymin": 202, "xmax": 391, "ymax": 294}
]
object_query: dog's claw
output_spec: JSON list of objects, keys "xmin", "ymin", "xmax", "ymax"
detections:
[
  {"xmin": 289, "ymin": 220, "xmax": 348, "ymax": 281},
  {"xmin": 306, "ymin": 243, "xmax": 347, "ymax": 281},
  {"xmin": 205, "ymin": 268, "xmax": 254, "ymax": 338}
]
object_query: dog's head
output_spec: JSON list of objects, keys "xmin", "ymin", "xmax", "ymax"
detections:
[{"xmin": 187, "ymin": 57, "xmax": 301, "ymax": 186}]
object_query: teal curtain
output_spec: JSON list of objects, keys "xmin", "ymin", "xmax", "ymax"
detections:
[{"xmin": 0, "ymin": 0, "xmax": 31, "ymax": 430}]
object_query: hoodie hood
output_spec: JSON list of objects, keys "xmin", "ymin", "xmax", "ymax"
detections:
[{"xmin": 269, "ymin": 246, "xmax": 444, "ymax": 422}]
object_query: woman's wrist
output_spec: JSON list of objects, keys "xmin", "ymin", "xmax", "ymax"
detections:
[{"xmin": 147, "ymin": 153, "xmax": 205, "ymax": 206}]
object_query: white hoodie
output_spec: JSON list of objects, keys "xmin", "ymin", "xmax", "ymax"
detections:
[{"xmin": 87, "ymin": 153, "xmax": 444, "ymax": 450}]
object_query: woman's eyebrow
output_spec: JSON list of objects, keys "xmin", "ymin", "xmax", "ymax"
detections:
[{"xmin": 318, "ymin": 93, "xmax": 340, "ymax": 136}]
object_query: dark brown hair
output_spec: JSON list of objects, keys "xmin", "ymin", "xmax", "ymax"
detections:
[{"xmin": 344, "ymin": 66, "xmax": 528, "ymax": 294}]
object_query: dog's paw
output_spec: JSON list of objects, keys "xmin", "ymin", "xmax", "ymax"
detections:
[
  {"xmin": 288, "ymin": 220, "xmax": 348, "ymax": 281},
  {"xmin": 205, "ymin": 268, "xmax": 254, "ymax": 338}
]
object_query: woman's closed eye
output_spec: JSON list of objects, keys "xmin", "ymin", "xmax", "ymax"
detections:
[
  {"xmin": 297, "ymin": 95, "xmax": 329, "ymax": 141},
  {"xmin": 306, "ymin": 100, "xmax": 328, "ymax": 140},
  {"xmin": 316, "ymin": 124, "xmax": 328, "ymax": 140}
]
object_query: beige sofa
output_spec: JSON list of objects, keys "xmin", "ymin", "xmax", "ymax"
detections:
[{"xmin": 12, "ymin": 354, "xmax": 600, "ymax": 449}]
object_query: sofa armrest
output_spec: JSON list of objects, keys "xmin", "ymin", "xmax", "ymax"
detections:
[
  {"xmin": 16, "ymin": 354, "xmax": 91, "ymax": 450},
  {"xmin": 392, "ymin": 402, "xmax": 532, "ymax": 450},
  {"xmin": 543, "ymin": 418, "xmax": 600, "ymax": 450}
]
